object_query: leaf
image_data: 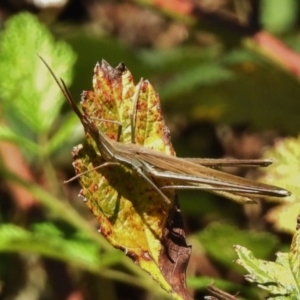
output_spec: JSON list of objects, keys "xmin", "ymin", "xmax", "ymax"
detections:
[
  {"xmin": 234, "ymin": 229, "xmax": 300, "ymax": 299},
  {"xmin": 48, "ymin": 112, "xmax": 82, "ymax": 155},
  {"xmin": 0, "ymin": 223, "xmax": 123, "ymax": 273},
  {"xmin": 289, "ymin": 228, "xmax": 300, "ymax": 286},
  {"xmin": 0, "ymin": 12, "xmax": 76, "ymax": 136},
  {"xmin": 259, "ymin": 135, "xmax": 300, "ymax": 233},
  {"xmin": 187, "ymin": 276, "xmax": 241, "ymax": 291},
  {"xmin": 266, "ymin": 202, "xmax": 300, "ymax": 234},
  {"xmin": 261, "ymin": 0, "xmax": 298, "ymax": 34},
  {"xmin": 71, "ymin": 61, "xmax": 191, "ymax": 299},
  {"xmin": 160, "ymin": 62, "xmax": 234, "ymax": 101},
  {"xmin": 0, "ymin": 125, "xmax": 40, "ymax": 155},
  {"xmin": 197, "ymin": 222, "xmax": 279, "ymax": 269}
]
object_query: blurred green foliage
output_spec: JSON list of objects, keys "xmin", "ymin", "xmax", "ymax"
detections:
[
  {"xmin": 0, "ymin": 12, "xmax": 77, "ymax": 162},
  {"xmin": 261, "ymin": 0, "xmax": 299, "ymax": 33},
  {"xmin": 0, "ymin": 2, "xmax": 300, "ymax": 299},
  {"xmin": 0, "ymin": 12, "xmax": 168, "ymax": 300},
  {"xmin": 235, "ymin": 229, "xmax": 300, "ymax": 299}
]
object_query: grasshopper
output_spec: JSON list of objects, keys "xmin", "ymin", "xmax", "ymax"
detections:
[{"xmin": 40, "ymin": 56, "xmax": 290, "ymax": 204}]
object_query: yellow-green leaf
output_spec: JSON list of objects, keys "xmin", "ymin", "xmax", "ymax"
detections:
[
  {"xmin": 234, "ymin": 236, "xmax": 300, "ymax": 298},
  {"xmin": 259, "ymin": 135, "xmax": 300, "ymax": 233},
  {"xmin": 72, "ymin": 61, "xmax": 191, "ymax": 299}
]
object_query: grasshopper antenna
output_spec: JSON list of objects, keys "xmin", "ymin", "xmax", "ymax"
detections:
[{"xmin": 38, "ymin": 55, "xmax": 84, "ymax": 121}]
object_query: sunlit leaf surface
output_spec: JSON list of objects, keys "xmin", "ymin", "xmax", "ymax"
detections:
[
  {"xmin": 259, "ymin": 135, "xmax": 300, "ymax": 233},
  {"xmin": 234, "ymin": 229, "xmax": 300, "ymax": 299},
  {"xmin": 71, "ymin": 61, "xmax": 191, "ymax": 299}
]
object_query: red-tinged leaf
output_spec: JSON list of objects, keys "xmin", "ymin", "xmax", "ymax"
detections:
[{"xmin": 72, "ymin": 61, "xmax": 192, "ymax": 299}]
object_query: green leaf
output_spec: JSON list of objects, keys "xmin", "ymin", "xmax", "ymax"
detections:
[
  {"xmin": 261, "ymin": 135, "xmax": 300, "ymax": 200},
  {"xmin": 289, "ymin": 229, "xmax": 300, "ymax": 287},
  {"xmin": 221, "ymin": 49, "xmax": 263, "ymax": 65},
  {"xmin": 72, "ymin": 60, "xmax": 181, "ymax": 296},
  {"xmin": 2, "ymin": 169, "xmax": 113, "ymax": 252},
  {"xmin": 259, "ymin": 135, "xmax": 300, "ymax": 233},
  {"xmin": 0, "ymin": 223, "xmax": 123, "ymax": 272},
  {"xmin": 0, "ymin": 12, "xmax": 76, "ymax": 136},
  {"xmin": 47, "ymin": 112, "xmax": 82, "ymax": 155},
  {"xmin": 31, "ymin": 222, "xmax": 64, "ymax": 237},
  {"xmin": 261, "ymin": 0, "xmax": 299, "ymax": 34},
  {"xmin": 0, "ymin": 125, "xmax": 40, "ymax": 155},
  {"xmin": 187, "ymin": 276, "xmax": 240, "ymax": 290},
  {"xmin": 160, "ymin": 62, "xmax": 234, "ymax": 101},
  {"xmin": 197, "ymin": 222, "xmax": 279, "ymax": 269},
  {"xmin": 234, "ymin": 229, "xmax": 300, "ymax": 299},
  {"xmin": 139, "ymin": 46, "xmax": 221, "ymax": 71}
]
